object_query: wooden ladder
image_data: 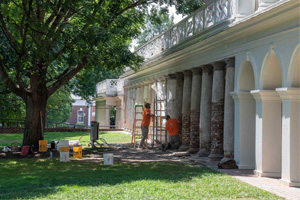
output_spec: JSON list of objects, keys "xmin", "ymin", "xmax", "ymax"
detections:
[{"xmin": 131, "ymin": 104, "xmax": 143, "ymax": 148}]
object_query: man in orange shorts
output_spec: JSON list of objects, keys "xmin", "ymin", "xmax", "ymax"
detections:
[
  {"xmin": 139, "ymin": 103, "xmax": 154, "ymax": 149},
  {"xmin": 162, "ymin": 115, "xmax": 181, "ymax": 151}
]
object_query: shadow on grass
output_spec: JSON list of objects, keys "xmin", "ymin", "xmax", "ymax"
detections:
[{"xmin": 0, "ymin": 159, "xmax": 218, "ymax": 199}]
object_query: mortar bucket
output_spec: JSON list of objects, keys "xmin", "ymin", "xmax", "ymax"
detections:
[
  {"xmin": 57, "ymin": 140, "xmax": 69, "ymax": 151},
  {"xmin": 103, "ymin": 153, "xmax": 113, "ymax": 165},
  {"xmin": 73, "ymin": 146, "xmax": 82, "ymax": 159},
  {"xmin": 60, "ymin": 151, "xmax": 70, "ymax": 162},
  {"xmin": 39, "ymin": 140, "xmax": 47, "ymax": 152}
]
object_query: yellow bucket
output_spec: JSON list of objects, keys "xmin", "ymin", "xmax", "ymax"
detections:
[
  {"xmin": 39, "ymin": 140, "xmax": 47, "ymax": 152},
  {"xmin": 73, "ymin": 147, "xmax": 82, "ymax": 159}
]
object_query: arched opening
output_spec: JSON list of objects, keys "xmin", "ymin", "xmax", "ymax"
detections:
[
  {"xmin": 254, "ymin": 54, "xmax": 282, "ymax": 177},
  {"xmin": 234, "ymin": 61, "xmax": 256, "ymax": 169},
  {"xmin": 239, "ymin": 61, "xmax": 255, "ymax": 91},
  {"xmin": 291, "ymin": 53, "xmax": 300, "ymax": 87},
  {"xmin": 263, "ymin": 55, "xmax": 282, "ymax": 89}
]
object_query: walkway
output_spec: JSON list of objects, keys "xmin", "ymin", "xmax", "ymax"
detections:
[{"xmin": 172, "ymin": 151, "xmax": 300, "ymax": 200}]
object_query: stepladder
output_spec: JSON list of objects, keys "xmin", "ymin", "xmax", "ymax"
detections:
[{"xmin": 131, "ymin": 104, "xmax": 143, "ymax": 148}]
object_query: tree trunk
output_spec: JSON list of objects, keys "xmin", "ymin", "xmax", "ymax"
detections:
[{"xmin": 22, "ymin": 93, "xmax": 48, "ymax": 147}]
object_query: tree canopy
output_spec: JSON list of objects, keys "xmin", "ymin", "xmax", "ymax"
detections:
[{"xmin": 0, "ymin": 0, "xmax": 203, "ymax": 146}]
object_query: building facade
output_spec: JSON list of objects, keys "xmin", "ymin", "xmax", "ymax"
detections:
[
  {"xmin": 95, "ymin": 0, "xmax": 300, "ymax": 187},
  {"xmin": 66, "ymin": 94, "xmax": 95, "ymax": 126}
]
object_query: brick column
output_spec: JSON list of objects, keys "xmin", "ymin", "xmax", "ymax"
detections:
[
  {"xmin": 175, "ymin": 72, "xmax": 184, "ymax": 135},
  {"xmin": 188, "ymin": 68, "xmax": 202, "ymax": 153},
  {"xmin": 179, "ymin": 70, "xmax": 192, "ymax": 151},
  {"xmin": 222, "ymin": 58, "xmax": 235, "ymax": 160},
  {"xmin": 209, "ymin": 61, "xmax": 226, "ymax": 161},
  {"xmin": 198, "ymin": 65, "xmax": 213, "ymax": 156}
]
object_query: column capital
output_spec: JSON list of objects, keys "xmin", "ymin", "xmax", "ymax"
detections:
[
  {"xmin": 224, "ymin": 57, "xmax": 235, "ymax": 68},
  {"xmin": 183, "ymin": 70, "xmax": 192, "ymax": 77},
  {"xmin": 201, "ymin": 64, "xmax": 213, "ymax": 73},
  {"xmin": 167, "ymin": 74, "xmax": 176, "ymax": 79},
  {"xmin": 251, "ymin": 90, "xmax": 281, "ymax": 102},
  {"xmin": 212, "ymin": 61, "xmax": 226, "ymax": 71},
  {"xmin": 192, "ymin": 67, "xmax": 202, "ymax": 75},
  {"xmin": 276, "ymin": 88, "xmax": 300, "ymax": 101},
  {"xmin": 175, "ymin": 72, "xmax": 184, "ymax": 79}
]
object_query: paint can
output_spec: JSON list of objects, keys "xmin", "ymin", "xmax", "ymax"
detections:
[{"xmin": 103, "ymin": 153, "xmax": 114, "ymax": 165}]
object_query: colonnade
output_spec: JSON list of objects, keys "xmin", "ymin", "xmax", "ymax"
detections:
[{"xmin": 123, "ymin": 57, "xmax": 235, "ymax": 162}]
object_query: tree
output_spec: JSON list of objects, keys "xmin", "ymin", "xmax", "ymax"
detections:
[
  {"xmin": 0, "ymin": 0, "xmax": 203, "ymax": 147},
  {"xmin": 135, "ymin": 8, "xmax": 175, "ymax": 47},
  {"xmin": 46, "ymin": 86, "xmax": 74, "ymax": 123}
]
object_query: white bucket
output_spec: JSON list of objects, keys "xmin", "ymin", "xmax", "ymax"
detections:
[
  {"xmin": 103, "ymin": 153, "xmax": 114, "ymax": 165},
  {"xmin": 57, "ymin": 140, "xmax": 69, "ymax": 151},
  {"xmin": 60, "ymin": 152, "xmax": 70, "ymax": 162}
]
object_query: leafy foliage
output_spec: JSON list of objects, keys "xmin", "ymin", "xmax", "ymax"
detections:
[
  {"xmin": 135, "ymin": 7, "xmax": 175, "ymax": 47},
  {"xmin": 46, "ymin": 87, "xmax": 74, "ymax": 123}
]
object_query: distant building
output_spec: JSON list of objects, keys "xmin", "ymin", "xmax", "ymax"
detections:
[{"xmin": 66, "ymin": 94, "xmax": 95, "ymax": 126}]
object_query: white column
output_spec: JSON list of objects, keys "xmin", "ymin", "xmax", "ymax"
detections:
[
  {"xmin": 95, "ymin": 99, "xmax": 110, "ymax": 128},
  {"xmin": 276, "ymin": 88, "xmax": 300, "ymax": 187},
  {"xmin": 198, "ymin": 65, "xmax": 213, "ymax": 157},
  {"xmin": 166, "ymin": 75, "xmax": 177, "ymax": 117},
  {"xmin": 179, "ymin": 70, "xmax": 192, "ymax": 151},
  {"xmin": 222, "ymin": 58, "xmax": 235, "ymax": 160},
  {"xmin": 231, "ymin": 92, "xmax": 256, "ymax": 169},
  {"xmin": 251, "ymin": 90, "xmax": 282, "ymax": 177}
]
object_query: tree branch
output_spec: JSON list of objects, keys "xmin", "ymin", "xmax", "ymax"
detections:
[
  {"xmin": 47, "ymin": 57, "xmax": 88, "ymax": 96},
  {"xmin": 116, "ymin": 0, "xmax": 150, "ymax": 16},
  {"xmin": 0, "ymin": 58, "xmax": 27, "ymax": 99},
  {"xmin": 0, "ymin": 11, "xmax": 20, "ymax": 54}
]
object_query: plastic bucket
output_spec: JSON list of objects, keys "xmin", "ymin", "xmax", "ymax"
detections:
[
  {"xmin": 60, "ymin": 152, "xmax": 70, "ymax": 162},
  {"xmin": 39, "ymin": 140, "xmax": 47, "ymax": 152},
  {"xmin": 73, "ymin": 147, "xmax": 82, "ymax": 159},
  {"xmin": 57, "ymin": 140, "xmax": 69, "ymax": 151},
  {"xmin": 103, "ymin": 153, "xmax": 114, "ymax": 165}
]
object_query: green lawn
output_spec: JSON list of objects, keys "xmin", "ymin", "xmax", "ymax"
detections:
[
  {"xmin": 0, "ymin": 132, "xmax": 132, "ymax": 148},
  {"xmin": 0, "ymin": 159, "xmax": 282, "ymax": 200}
]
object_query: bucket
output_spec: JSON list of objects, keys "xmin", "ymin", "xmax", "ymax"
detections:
[
  {"xmin": 21, "ymin": 146, "xmax": 30, "ymax": 155},
  {"xmin": 39, "ymin": 140, "xmax": 47, "ymax": 152},
  {"xmin": 60, "ymin": 152, "xmax": 70, "ymax": 162},
  {"xmin": 73, "ymin": 146, "xmax": 82, "ymax": 159},
  {"xmin": 103, "ymin": 153, "xmax": 114, "ymax": 165},
  {"xmin": 57, "ymin": 140, "xmax": 69, "ymax": 151}
]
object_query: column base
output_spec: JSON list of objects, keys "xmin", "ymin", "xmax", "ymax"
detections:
[
  {"xmin": 197, "ymin": 149, "xmax": 210, "ymax": 157},
  {"xmin": 279, "ymin": 179, "xmax": 300, "ymax": 187},
  {"xmin": 208, "ymin": 153, "xmax": 223, "ymax": 161},
  {"xmin": 179, "ymin": 145, "xmax": 189, "ymax": 151},
  {"xmin": 187, "ymin": 147, "xmax": 199, "ymax": 154},
  {"xmin": 237, "ymin": 163, "xmax": 255, "ymax": 170},
  {"xmin": 218, "ymin": 158, "xmax": 238, "ymax": 169},
  {"xmin": 253, "ymin": 170, "xmax": 281, "ymax": 178}
]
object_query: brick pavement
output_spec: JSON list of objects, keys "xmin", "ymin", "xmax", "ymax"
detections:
[{"xmin": 173, "ymin": 152, "xmax": 300, "ymax": 200}]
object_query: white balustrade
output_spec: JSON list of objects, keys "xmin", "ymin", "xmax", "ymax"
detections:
[
  {"xmin": 136, "ymin": 0, "xmax": 232, "ymax": 60},
  {"xmin": 96, "ymin": 79, "xmax": 124, "ymax": 97}
]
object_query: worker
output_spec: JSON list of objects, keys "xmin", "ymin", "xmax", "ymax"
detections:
[
  {"xmin": 162, "ymin": 115, "xmax": 181, "ymax": 151},
  {"xmin": 139, "ymin": 102, "xmax": 154, "ymax": 149}
]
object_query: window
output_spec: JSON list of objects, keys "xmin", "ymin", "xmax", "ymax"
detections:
[{"xmin": 77, "ymin": 111, "xmax": 84, "ymax": 123}]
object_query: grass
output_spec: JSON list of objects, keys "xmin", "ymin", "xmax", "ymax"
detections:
[
  {"xmin": 0, "ymin": 159, "xmax": 282, "ymax": 200},
  {"xmin": 0, "ymin": 132, "xmax": 132, "ymax": 148}
]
